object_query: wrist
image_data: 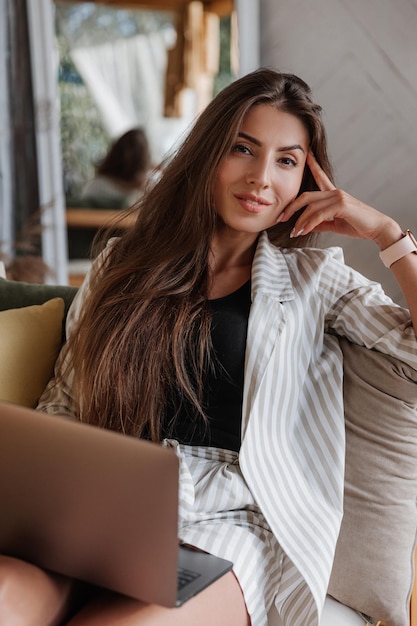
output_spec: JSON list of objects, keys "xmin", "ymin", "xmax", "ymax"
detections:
[{"xmin": 374, "ymin": 220, "xmax": 403, "ymax": 251}]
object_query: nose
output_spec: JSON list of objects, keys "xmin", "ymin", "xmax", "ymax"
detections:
[{"xmin": 245, "ymin": 157, "xmax": 272, "ymax": 188}]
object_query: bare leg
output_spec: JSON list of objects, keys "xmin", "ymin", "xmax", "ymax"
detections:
[
  {"xmin": 67, "ymin": 571, "xmax": 250, "ymax": 626},
  {"xmin": 0, "ymin": 555, "xmax": 75, "ymax": 626}
]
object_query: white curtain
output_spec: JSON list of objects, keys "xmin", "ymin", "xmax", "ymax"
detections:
[
  {"xmin": 27, "ymin": 0, "xmax": 68, "ymax": 284},
  {"xmin": 70, "ymin": 30, "xmax": 196, "ymax": 162}
]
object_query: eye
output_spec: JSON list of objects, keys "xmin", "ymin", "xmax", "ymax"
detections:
[
  {"xmin": 231, "ymin": 142, "xmax": 252, "ymax": 155},
  {"xmin": 278, "ymin": 156, "xmax": 297, "ymax": 167}
]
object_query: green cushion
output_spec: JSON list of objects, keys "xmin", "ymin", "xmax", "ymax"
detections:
[{"xmin": 0, "ymin": 277, "xmax": 77, "ymax": 320}]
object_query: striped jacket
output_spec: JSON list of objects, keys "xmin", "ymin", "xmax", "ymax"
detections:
[{"xmin": 240, "ymin": 231, "xmax": 417, "ymax": 616}]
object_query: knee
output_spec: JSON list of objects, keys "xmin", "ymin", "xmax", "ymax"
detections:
[
  {"xmin": 0, "ymin": 555, "xmax": 31, "ymax": 624},
  {"xmin": 0, "ymin": 555, "xmax": 72, "ymax": 626}
]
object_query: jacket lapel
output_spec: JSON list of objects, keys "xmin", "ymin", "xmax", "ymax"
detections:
[{"xmin": 242, "ymin": 233, "xmax": 295, "ymax": 438}]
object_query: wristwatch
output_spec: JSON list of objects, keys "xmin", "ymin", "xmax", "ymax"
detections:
[{"xmin": 379, "ymin": 229, "xmax": 417, "ymax": 268}]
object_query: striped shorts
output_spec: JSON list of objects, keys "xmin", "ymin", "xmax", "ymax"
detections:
[{"xmin": 164, "ymin": 441, "xmax": 318, "ymax": 626}]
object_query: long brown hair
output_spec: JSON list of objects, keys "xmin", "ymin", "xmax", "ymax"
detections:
[{"xmin": 65, "ymin": 68, "xmax": 334, "ymax": 438}]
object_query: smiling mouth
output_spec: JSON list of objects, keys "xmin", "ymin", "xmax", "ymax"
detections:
[{"xmin": 235, "ymin": 194, "xmax": 272, "ymax": 213}]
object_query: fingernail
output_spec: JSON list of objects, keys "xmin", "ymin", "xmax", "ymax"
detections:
[{"xmin": 290, "ymin": 227, "xmax": 304, "ymax": 238}]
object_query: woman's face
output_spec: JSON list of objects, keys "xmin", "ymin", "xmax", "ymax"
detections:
[{"xmin": 213, "ymin": 104, "xmax": 310, "ymax": 238}]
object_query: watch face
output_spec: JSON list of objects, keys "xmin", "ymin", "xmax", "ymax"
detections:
[{"xmin": 406, "ymin": 230, "xmax": 417, "ymax": 249}]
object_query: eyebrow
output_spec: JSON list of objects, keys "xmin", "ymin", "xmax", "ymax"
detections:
[{"xmin": 237, "ymin": 132, "xmax": 306, "ymax": 153}]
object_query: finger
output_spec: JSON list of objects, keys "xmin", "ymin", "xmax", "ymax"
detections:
[
  {"xmin": 307, "ymin": 151, "xmax": 336, "ymax": 192},
  {"xmin": 278, "ymin": 189, "xmax": 330, "ymax": 221},
  {"xmin": 290, "ymin": 196, "xmax": 339, "ymax": 235}
]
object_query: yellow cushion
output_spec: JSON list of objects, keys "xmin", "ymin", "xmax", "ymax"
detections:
[{"xmin": 0, "ymin": 298, "xmax": 65, "ymax": 407}]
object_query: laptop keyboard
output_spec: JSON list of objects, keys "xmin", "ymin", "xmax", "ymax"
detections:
[{"xmin": 177, "ymin": 566, "xmax": 201, "ymax": 590}]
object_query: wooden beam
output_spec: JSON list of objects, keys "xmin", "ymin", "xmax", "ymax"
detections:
[
  {"xmin": 204, "ymin": 0, "xmax": 233, "ymax": 16},
  {"xmin": 66, "ymin": 208, "xmax": 135, "ymax": 230},
  {"xmin": 69, "ymin": 0, "xmax": 189, "ymax": 9},
  {"xmin": 57, "ymin": 0, "xmax": 234, "ymax": 16}
]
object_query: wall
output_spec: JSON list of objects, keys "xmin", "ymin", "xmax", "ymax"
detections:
[{"xmin": 260, "ymin": 0, "xmax": 417, "ymax": 305}]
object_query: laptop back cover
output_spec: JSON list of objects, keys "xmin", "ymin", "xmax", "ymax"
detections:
[{"xmin": 0, "ymin": 401, "xmax": 180, "ymax": 607}]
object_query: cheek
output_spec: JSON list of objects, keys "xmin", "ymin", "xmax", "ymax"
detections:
[
  {"xmin": 284, "ymin": 170, "xmax": 305, "ymax": 201},
  {"xmin": 213, "ymin": 163, "xmax": 232, "ymax": 201}
]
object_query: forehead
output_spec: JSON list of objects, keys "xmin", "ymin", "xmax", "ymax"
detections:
[{"xmin": 239, "ymin": 104, "xmax": 310, "ymax": 147}]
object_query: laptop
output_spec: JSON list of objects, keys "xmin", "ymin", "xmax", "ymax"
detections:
[{"xmin": 0, "ymin": 400, "xmax": 233, "ymax": 607}]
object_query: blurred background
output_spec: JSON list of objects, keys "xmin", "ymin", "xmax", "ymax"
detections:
[{"xmin": 0, "ymin": 0, "xmax": 416, "ymax": 305}]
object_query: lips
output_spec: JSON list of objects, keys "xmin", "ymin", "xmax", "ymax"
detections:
[{"xmin": 234, "ymin": 193, "xmax": 272, "ymax": 213}]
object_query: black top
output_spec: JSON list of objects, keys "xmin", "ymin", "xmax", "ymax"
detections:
[{"xmin": 162, "ymin": 280, "xmax": 251, "ymax": 451}]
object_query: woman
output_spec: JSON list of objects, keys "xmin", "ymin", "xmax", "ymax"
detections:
[
  {"xmin": 1, "ymin": 68, "xmax": 416, "ymax": 626},
  {"xmin": 81, "ymin": 127, "xmax": 152, "ymax": 208}
]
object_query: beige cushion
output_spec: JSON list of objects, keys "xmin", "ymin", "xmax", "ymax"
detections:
[
  {"xmin": 328, "ymin": 339, "xmax": 417, "ymax": 626},
  {"xmin": 0, "ymin": 298, "xmax": 65, "ymax": 407}
]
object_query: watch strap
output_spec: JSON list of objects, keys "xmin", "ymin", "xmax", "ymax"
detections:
[{"xmin": 379, "ymin": 230, "xmax": 417, "ymax": 268}]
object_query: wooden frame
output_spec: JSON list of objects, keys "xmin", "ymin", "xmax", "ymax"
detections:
[
  {"xmin": 66, "ymin": 208, "xmax": 135, "ymax": 230},
  {"xmin": 66, "ymin": 208, "xmax": 135, "ymax": 286},
  {"xmin": 63, "ymin": 1, "xmax": 234, "ymax": 17}
]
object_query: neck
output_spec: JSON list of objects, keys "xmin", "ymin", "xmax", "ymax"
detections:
[
  {"xmin": 208, "ymin": 229, "xmax": 258, "ymax": 299},
  {"xmin": 210, "ymin": 229, "xmax": 258, "ymax": 274}
]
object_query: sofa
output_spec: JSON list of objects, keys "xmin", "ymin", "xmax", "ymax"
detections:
[{"xmin": 1, "ymin": 275, "xmax": 417, "ymax": 626}]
